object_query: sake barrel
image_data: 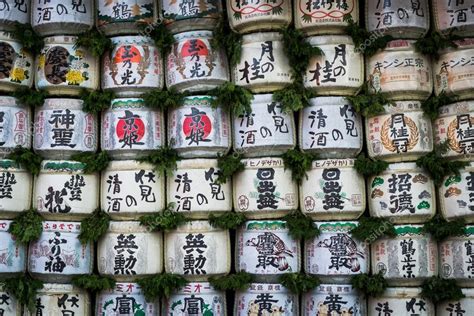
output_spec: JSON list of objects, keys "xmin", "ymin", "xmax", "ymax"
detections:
[
  {"xmin": 227, "ymin": 0, "xmax": 291, "ymax": 33},
  {"xmin": 433, "ymin": 1, "xmax": 474, "ymax": 37},
  {"xmin": 236, "ymin": 220, "xmax": 300, "ymax": 282},
  {"xmin": 168, "ymin": 96, "xmax": 231, "ymax": 158},
  {"xmin": 365, "ymin": 101, "xmax": 433, "ymax": 162},
  {"xmin": 235, "ymin": 283, "xmax": 298, "ymax": 315},
  {"xmin": 304, "ymin": 36, "xmax": 363, "ymax": 95},
  {"xmin": 27, "ymin": 283, "xmax": 90, "ymax": 316},
  {"xmin": 0, "ymin": 0, "xmax": 29, "ymax": 29},
  {"xmin": 167, "ymin": 159, "xmax": 232, "ymax": 218},
  {"xmin": 98, "ymin": 221, "xmax": 163, "ymax": 281},
  {"xmin": 0, "ymin": 32, "xmax": 34, "ymax": 92},
  {"xmin": 0, "ymin": 286, "xmax": 20, "ymax": 316},
  {"xmin": 32, "ymin": 0, "xmax": 94, "ymax": 36},
  {"xmin": 28, "ymin": 221, "xmax": 93, "ymax": 283},
  {"xmin": 368, "ymin": 287, "xmax": 434, "ymax": 316},
  {"xmin": 439, "ymin": 163, "xmax": 474, "ymax": 223},
  {"xmin": 305, "ymin": 221, "xmax": 369, "ymax": 283},
  {"xmin": 96, "ymin": 282, "xmax": 159, "ymax": 315},
  {"xmin": 0, "ymin": 160, "xmax": 32, "ymax": 217},
  {"xmin": 34, "ymin": 160, "xmax": 99, "ymax": 221},
  {"xmin": 434, "ymin": 101, "xmax": 474, "ymax": 160},
  {"xmin": 371, "ymin": 225, "xmax": 438, "ymax": 286},
  {"xmin": 0, "ymin": 96, "xmax": 31, "ymax": 156},
  {"xmin": 101, "ymin": 160, "xmax": 165, "ymax": 220},
  {"xmin": 0, "ymin": 220, "xmax": 26, "ymax": 277},
  {"xmin": 102, "ymin": 35, "xmax": 164, "ymax": 97},
  {"xmin": 164, "ymin": 221, "xmax": 231, "ymax": 280},
  {"xmin": 233, "ymin": 157, "xmax": 298, "ymax": 219},
  {"xmin": 234, "ymin": 94, "xmax": 296, "ymax": 157},
  {"xmin": 437, "ymin": 289, "xmax": 474, "ymax": 316},
  {"xmin": 33, "ymin": 98, "xmax": 98, "ymax": 159},
  {"xmin": 166, "ymin": 31, "xmax": 229, "ymax": 93},
  {"xmin": 299, "ymin": 96, "xmax": 363, "ymax": 158},
  {"xmin": 36, "ymin": 36, "xmax": 99, "ymax": 96},
  {"xmin": 233, "ymin": 32, "xmax": 292, "ymax": 92},
  {"xmin": 163, "ymin": 282, "xmax": 226, "ymax": 315},
  {"xmin": 365, "ymin": 0, "xmax": 429, "ymax": 39},
  {"xmin": 301, "ymin": 159, "xmax": 365, "ymax": 220},
  {"xmin": 434, "ymin": 38, "xmax": 474, "ymax": 101},
  {"xmin": 368, "ymin": 163, "xmax": 435, "ymax": 224},
  {"xmin": 162, "ymin": 0, "xmax": 222, "ymax": 33},
  {"xmin": 439, "ymin": 226, "xmax": 474, "ymax": 287},
  {"xmin": 294, "ymin": 0, "xmax": 358, "ymax": 35},
  {"xmin": 101, "ymin": 98, "xmax": 165, "ymax": 160},
  {"xmin": 367, "ymin": 40, "xmax": 433, "ymax": 100},
  {"xmin": 302, "ymin": 284, "xmax": 366, "ymax": 316},
  {"xmin": 97, "ymin": 0, "xmax": 157, "ymax": 36}
]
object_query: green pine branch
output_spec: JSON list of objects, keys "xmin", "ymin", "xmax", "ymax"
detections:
[
  {"xmin": 282, "ymin": 149, "xmax": 318, "ymax": 185},
  {"xmin": 139, "ymin": 203, "xmax": 188, "ymax": 231},
  {"xmin": 421, "ymin": 91, "xmax": 458, "ymax": 120},
  {"xmin": 216, "ymin": 153, "xmax": 244, "ymax": 184},
  {"xmin": 354, "ymin": 153, "xmax": 389, "ymax": 177},
  {"xmin": 138, "ymin": 146, "xmax": 180, "ymax": 177},
  {"xmin": 11, "ymin": 87, "xmax": 48, "ymax": 108},
  {"xmin": 283, "ymin": 211, "xmax": 320, "ymax": 240},
  {"xmin": 209, "ymin": 272, "xmax": 254, "ymax": 291},
  {"xmin": 141, "ymin": 88, "xmax": 186, "ymax": 111},
  {"xmin": 350, "ymin": 217, "xmax": 396, "ymax": 242},
  {"xmin": 72, "ymin": 274, "xmax": 116, "ymax": 292},
  {"xmin": 279, "ymin": 273, "xmax": 320, "ymax": 295},
  {"xmin": 79, "ymin": 89, "xmax": 114, "ymax": 114},
  {"xmin": 346, "ymin": 81, "xmax": 393, "ymax": 117},
  {"xmin": 209, "ymin": 82, "xmax": 254, "ymax": 117},
  {"xmin": 272, "ymin": 80, "xmax": 315, "ymax": 113},
  {"xmin": 351, "ymin": 272, "xmax": 388, "ymax": 297},
  {"xmin": 71, "ymin": 151, "xmax": 110, "ymax": 174},
  {"xmin": 211, "ymin": 17, "xmax": 242, "ymax": 67},
  {"xmin": 137, "ymin": 274, "xmax": 188, "ymax": 300},
  {"xmin": 8, "ymin": 208, "xmax": 43, "ymax": 244},
  {"xmin": 75, "ymin": 28, "xmax": 113, "ymax": 57},
  {"xmin": 208, "ymin": 212, "xmax": 246, "ymax": 230},
  {"xmin": 422, "ymin": 214, "xmax": 465, "ymax": 242},
  {"xmin": 414, "ymin": 29, "xmax": 461, "ymax": 59},
  {"xmin": 140, "ymin": 23, "xmax": 175, "ymax": 55},
  {"xmin": 78, "ymin": 208, "xmax": 110, "ymax": 244},
  {"xmin": 421, "ymin": 276, "xmax": 465, "ymax": 304},
  {"xmin": 6, "ymin": 147, "xmax": 43, "ymax": 176},
  {"xmin": 8, "ymin": 22, "xmax": 44, "ymax": 55},
  {"xmin": 0, "ymin": 275, "xmax": 43, "ymax": 312}
]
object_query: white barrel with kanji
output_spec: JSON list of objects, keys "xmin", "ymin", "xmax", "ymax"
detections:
[
  {"xmin": 101, "ymin": 160, "xmax": 165, "ymax": 220},
  {"xmin": 299, "ymin": 96, "xmax": 363, "ymax": 158},
  {"xmin": 0, "ymin": 285, "xmax": 20, "ymax": 315},
  {"xmin": 300, "ymin": 159, "xmax": 365, "ymax": 220},
  {"xmin": 34, "ymin": 160, "xmax": 99, "ymax": 221},
  {"xmin": 437, "ymin": 288, "xmax": 474, "ymax": 316},
  {"xmin": 168, "ymin": 96, "xmax": 231, "ymax": 158},
  {"xmin": 0, "ymin": 160, "xmax": 32, "ymax": 217},
  {"xmin": 161, "ymin": 0, "xmax": 222, "ymax": 33},
  {"xmin": 101, "ymin": 98, "xmax": 165, "ymax": 160},
  {"xmin": 236, "ymin": 220, "xmax": 300, "ymax": 282},
  {"xmin": 371, "ymin": 225, "xmax": 438, "ymax": 286},
  {"xmin": 227, "ymin": 0, "xmax": 291, "ymax": 33},
  {"xmin": 294, "ymin": 0, "xmax": 358, "ymax": 35},
  {"xmin": 98, "ymin": 221, "xmax": 163, "ymax": 281},
  {"xmin": 28, "ymin": 221, "xmax": 94, "ymax": 283},
  {"xmin": 33, "ymin": 98, "xmax": 98, "ymax": 159},
  {"xmin": 434, "ymin": 38, "xmax": 474, "ymax": 101},
  {"xmin": 233, "ymin": 94, "xmax": 296, "ymax": 157},
  {"xmin": 0, "ymin": 220, "xmax": 26, "ymax": 277},
  {"xmin": 434, "ymin": 101, "xmax": 474, "ymax": 161},
  {"xmin": 97, "ymin": 0, "xmax": 157, "ymax": 36},
  {"xmin": 0, "ymin": 0, "xmax": 29, "ymax": 29},
  {"xmin": 439, "ymin": 226, "xmax": 474, "ymax": 287},
  {"xmin": 0, "ymin": 32, "xmax": 34, "ymax": 92},
  {"xmin": 233, "ymin": 32, "xmax": 292, "ymax": 93},
  {"xmin": 368, "ymin": 163, "xmax": 435, "ymax": 224},
  {"xmin": 167, "ymin": 159, "xmax": 232, "ymax": 219},
  {"xmin": 365, "ymin": 0, "xmax": 429, "ymax": 39},
  {"xmin": 31, "ymin": 0, "xmax": 94, "ymax": 36},
  {"xmin": 304, "ymin": 35, "xmax": 363, "ymax": 96},
  {"xmin": 166, "ymin": 30, "xmax": 229, "ymax": 93},
  {"xmin": 367, "ymin": 40, "xmax": 432, "ymax": 100},
  {"xmin": 433, "ymin": 1, "xmax": 474, "ymax": 37},
  {"xmin": 439, "ymin": 162, "xmax": 474, "ymax": 223},
  {"xmin": 235, "ymin": 283, "xmax": 298, "ymax": 315},
  {"xmin": 102, "ymin": 35, "xmax": 164, "ymax": 97},
  {"xmin": 0, "ymin": 96, "xmax": 31, "ymax": 156},
  {"xmin": 27, "ymin": 283, "xmax": 90, "ymax": 316},
  {"xmin": 233, "ymin": 157, "xmax": 298, "ymax": 219},
  {"xmin": 368, "ymin": 287, "xmax": 434, "ymax": 316},
  {"xmin": 305, "ymin": 221, "xmax": 369, "ymax": 283},
  {"xmin": 302, "ymin": 284, "xmax": 366, "ymax": 316},
  {"xmin": 164, "ymin": 220, "xmax": 231, "ymax": 280},
  {"xmin": 366, "ymin": 101, "xmax": 433, "ymax": 162},
  {"xmin": 96, "ymin": 282, "xmax": 159, "ymax": 315},
  {"xmin": 35, "ymin": 35, "xmax": 99, "ymax": 96},
  {"xmin": 163, "ymin": 282, "xmax": 226, "ymax": 315}
]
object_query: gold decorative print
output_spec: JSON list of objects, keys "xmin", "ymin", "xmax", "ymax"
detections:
[
  {"xmin": 447, "ymin": 115, "xmax": 474, "ymax": 154},
  {"xmin": 380, "ymin": 114, "xmax": 419, "ymax": 153}
]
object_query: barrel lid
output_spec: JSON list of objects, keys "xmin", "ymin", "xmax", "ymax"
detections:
[
  {"xmin": 41, "ymin": 160, "xmax": 87, "ymax": 173},
  {"xmin": 175, "ymin": 158, "xmax": 218, "ymax": 170},
  {"xmin": 173, "ymin": 30, "xmax": 213, "ymax": 41},
  {"xmin": 37, "ymin": 283, "xmax": 86, "ymax": 294},
  {"xmin": 0, "ymin": 96, "xmax": 21, "ymax": 107},
  {"xmin": 241, "ymin": 157, "xmax": 284, "ymax": 168},
  {"xmin": 241, "ymin": 220, "xmax": 288, "ymax": 231},
  {"xmin": 251, "ymin": 93, "xmax": 275, "ymax": 104},
  {"xmin": 0, "ymin": 159, "xmax": 25, "ymax": 171},
  {"xmin": 315, "ymin": 221, "xmax": 358, "ymax": 232},
  {"xmin": 380, "ymin": 287, "xmax": 423, "ymax": 297},
  {"xmin": 110, "ymin": 98, "xmax": 146, "ymax": 109},
  {"xmin": 307, "ymin": 35, "xmax": 355, "ymax": 46},
  {"xmin": 438, "ymin": 100, "xmax": 474, "ymax": 118},
  {"xmin": 242, "ymin": 32, "xmax": 283, "ymax": 43},
  {"xmin": 384, "ymin": 162, "xmax": 423, "ymax": 172},
  {"xmin": 42, "ymin": 98, "xmax": 84, "ymax": 109},
  {"xmin": 312, "ymin": 159, "xmax": 356, "ymax": 169},
  {"xmin": 239, "ymin": 283, "xmax": 291, "ymax": 294},
  {"xmin": 181, "ymin": 95, "xmax": 216, "ymax": 107},
  {"xmin": 42, "ymin": 221, "xmax": 81, "ymax": 233},
  {"xmin": 438, "ymin": 38, "xmax": 474, "ymax": 55},
  {"xmin": 105, "ymin": 160, "xmax": 156, "ymax": 172},
  {"xmin": 172, "ymin": 220, "xmax": 223, "ymax": 233},
  {"xmin": 308, "ymin": 96, "xmax": 350, "ymax": 107},
  {"xmin": 110, "ymin": 35, "xmax": 155, "ymax": 46},
  {"xmin": 393, "ymin": 225, "xmax": 424, "ymax": 236},
  {"xmin": 43, "ymin": 35, "xmax": 79, "ymax": 45}
]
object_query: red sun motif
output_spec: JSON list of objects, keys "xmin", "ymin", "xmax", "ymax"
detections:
[
  {"xmin": 113, "ymin": 45, "xmax": 141, "ymax": 64},
  {"xmin": 116, "ymin": 113, "xmax": 146, "ymax": 143},
  {"xmin": 183, "ymin": 112, "xmax": 212, "ymax": 140},
  {"xmin": 181, "ymin": 39, "xmax": 209, "ymax": 58}
]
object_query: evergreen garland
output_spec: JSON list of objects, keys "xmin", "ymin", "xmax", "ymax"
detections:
[
  {"xmin": 354, "ymin": 153, "xmax": 389, "ymax": 177},
  {"xmin": 209, "ymin": 82, "xmax": 254, "ymax": 117},
  {"xmin": 11, "ymin": 86, "xmax": 48, "ymax": 108},
  {"xmin": 8, "ymin": 22, "xmax": 44, "ymax": 55},
  {"xmin": 211, "ymin": 17, "xmax": 242, "ymax": 67},
  {"xmin": 350, "ymin": 272, "xmax": 388, "ymax": 297},
  {"xmin": 138, "ymin": 146, "xmax": 180, "ymax": 177},
  {"xmin": 79, "ymin": 89, "xmax": 114, "ymax": 114},
  {"xmin": 421, "ymin": 91, "xmax": 458, "ymax": 120},
  {"xmin": 216, "ymin": 153, "xmax": 244, "ymax": 184},
  {"xmin": 74, "ymin": 28, "xmax": 113, "ymax": 57},
  {"xmin": 416, "ymin": 141, "xmax": 469, "ymax": 186},
  {"xmin": 421, "ymin": 276, "xmax": 465, "ymax": 304},
  {"xmin": 0, "ymin": 275, "xmax": 43, "ymax": 312},
  {"xmin": 209, "ymin": 272, "xmax": 254, "ymax": 291},
  {"xmin": 8, "ymin": 208, "xmax": 43, "ymax": 244},
  {"xmin": 139, "ymin": 203, "xmax": 188, "ymax": 231},
  {"xmin": 272, "ymin": 80, "xmax": 315, "ymax": 113},
  {"xmin": 208, "ymin": 212, "xmax": 247, "ymax": 230},
  {"xmin": 72, "ymin": 274, "xmax": 116, "ymax": 292},
  {"xmin": 283, "ymin": 211, "xmax": 320, "ymax": 240},
  {"xmin": 141, "ymin": 22, "xmax": 175, "ymax": 55},
  {"xmin": 282, "ymin": 148, "xmax": 318, "ymax": 184},
  {"xmin": 137, "ymin": 274, "xmax": 188, "ymax": 300},
  {"xmin": 422, "ymin": 214, "xmax": 466, "ymax": 242},
  {"xmin": 141, "ymin": 88, "xmax": 186, "ymax": 111},
  {"xmin": 78, "ymin": 208, "xmax": 110, "ymax": 244},
  {"xmin": 6, "ymin": 147, "xmax": 43, "ymax": 176},
  {"xmin": 346, "ymin": 81, "xmax": 393, "ymax": 117},
  {"xmin": 71, "ymin": 151, "xmax": 110, "ymax": 174},
  {"xmin": 279, "ymin": 273, "xmax": 320, "ymax": 295},
  {"xmin": 414, "ymin": 29, "xmax": 460, "ymax": 59},
  {"xmin": 350, "ymin": 217, "xmax": 396, "ymax": 242}
]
